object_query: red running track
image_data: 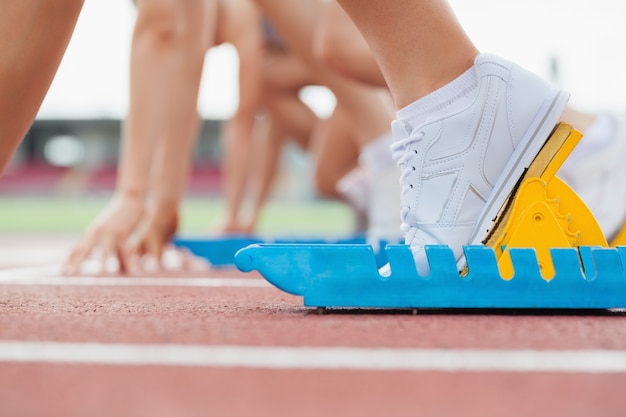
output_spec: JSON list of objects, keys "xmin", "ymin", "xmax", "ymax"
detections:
[{"xmin": 1, "ymin": 236, "xmax": 625, "ymax": 417}]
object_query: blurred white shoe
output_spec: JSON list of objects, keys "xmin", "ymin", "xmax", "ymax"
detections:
[
  {"xmin": 559, "ymin": 113, "xmax": 626, "ymax": 240},
  {"xmin": 364, "ymin": 163, "xmax": 402, "ymax": 249},
  {"xmin": 391, "ymin": 53, "xmax": 569, "ymax": 272},
  {"xmin": 359, "ymin": 132, "xmax": 403, "ymax": 250},
  {"xmin": 336, "ymin": 167, "xmax": 370, "ymax": 233}
]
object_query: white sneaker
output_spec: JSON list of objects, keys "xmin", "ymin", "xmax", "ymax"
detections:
[
  {"xmin": 559, "ymin": 113, "xmax": 626, "ymax": 240},
  {"xmin": 390, "ymin": 53, "xmax": 570, "ymax": 272}
]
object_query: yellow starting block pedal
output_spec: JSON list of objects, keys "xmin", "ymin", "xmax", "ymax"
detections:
[{"xmin": 485, "ymin": 123, "xmax": 607, "ymax": 279}]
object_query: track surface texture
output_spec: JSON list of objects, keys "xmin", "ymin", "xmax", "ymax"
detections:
[{"xmin": 1, "ymin": 236, "xmax": 625, "ymax": 417}]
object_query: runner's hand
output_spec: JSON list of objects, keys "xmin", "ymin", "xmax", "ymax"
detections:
[
  {"xmin": 129, "ymin": 205, "xmax": 179, "ymax": 270},
  {"xmin": 63, "ymin": 194, "xmax": 144, "ymax": 275}
]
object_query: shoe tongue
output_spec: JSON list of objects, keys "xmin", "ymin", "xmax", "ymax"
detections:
[{"xmin": 391, "ymin": 119, "xmax": 413, "ymax": 141}]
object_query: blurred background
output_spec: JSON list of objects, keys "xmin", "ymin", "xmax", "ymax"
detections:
[{"xmin": 1, "ymin": 0, "xmax": 624, "ymax": 237}]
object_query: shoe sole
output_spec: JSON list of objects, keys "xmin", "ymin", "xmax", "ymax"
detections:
[{"xmin": 462, "ymin": 90, "xmax": 570, "ymax": 269}]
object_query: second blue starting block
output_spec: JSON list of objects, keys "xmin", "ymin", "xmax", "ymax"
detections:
[{"xmin": 173, "ymin": 235, "xmax": 393, "ymax": 268}]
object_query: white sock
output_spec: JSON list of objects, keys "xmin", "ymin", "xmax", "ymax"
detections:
[
  {"xmin": 396, "ymin": 65, "xmax": 479, "ymax": 129},
  {"xmin": 359, "ymin": 131, "xmax": 395, "ymax": 173}
]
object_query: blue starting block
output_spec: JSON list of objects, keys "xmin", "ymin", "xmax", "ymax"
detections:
[
  {"xmin": 234, "ymin": 244, "xmax": 626, "ymax": 309},
  {"xmin": 173, "ymin": 235, "xmax": 393, "ymax": 268},
  {"xmin": 173, "ymin": 236, "xmax": 262, "ymax": 268},
  {"xmin": 177, "ymin": 125, "xmax": 625, "ymax": 309},
  {"xmin": 228, "ymin": 124, "xmax": 626, "ymax": 310}
]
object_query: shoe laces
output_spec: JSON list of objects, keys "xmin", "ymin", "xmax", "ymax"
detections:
[{"xmin": 390, "ymin": 132, "xmax": 424, "ymax": 232}]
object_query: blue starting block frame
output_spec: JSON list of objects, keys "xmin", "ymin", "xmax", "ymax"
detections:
[
  {"xmin": 173, "ymin": 235, "xmax": 392, "ymax": 268},
  {"xmin": 234, "ymin": 244, "xmax": 626, "ymax": 309}
]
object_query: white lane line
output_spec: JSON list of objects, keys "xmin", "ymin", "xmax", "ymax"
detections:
[
  {"xmin": 0, "ymin": 250, "xmax": 216, "ymax": 281},
  {"xmin": 0, "ymin": 264, "xmax": 61, "ymax": 280},
  {"xmin": 0, "ymin": 262, "xmax": 269, "ymax": 288},
  {"xmin": 0, "ymin": 275, "xmax": 269, "ymax": 287},
  {"xmin": 0, "ymin": 341, "xmax": 625, "ymax": 373}
]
